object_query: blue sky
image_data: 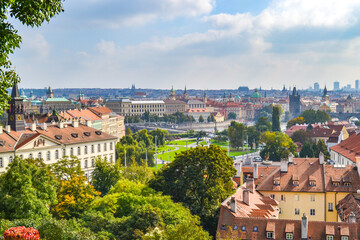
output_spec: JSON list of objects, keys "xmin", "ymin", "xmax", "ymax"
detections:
[{"xmin": 10, "ymin": 0, "xmax": 360, "ymax": 90}]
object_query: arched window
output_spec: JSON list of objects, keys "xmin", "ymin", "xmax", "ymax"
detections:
[
  {"xmin": 91, "ymin": 145, "xmax": 94, "ymax": 153},
  {"xmin": 63, "ymin": 148, "xmax": 66, "ymax": 157},
  {"xmin": 98, "ymin": 144, "xmax": 101, "ymax": 152},
  {"xmin": 110, "ymin": 155, "xmax": 113, "ymax": 163},
  {"xmin": 29, "ymin": 154, "xmax": 33, "ymax": 159},
  {"xmin": 20, "ymin": 155, "xmax": 23, "ymax": 159},
  {"xmin": 9, "ymin": 156, "xmax": 13, "ymax": 163},
  {"xmin": 70, "ymin": 148, "xmax": 74, "ymax": 156},
  {"xmin": 38, "ymin": 152, "xmax": 42, "ymax": 159},
  {"xmin": 55, "ymin": 150, "xmax": 59, "ymax": 159},
  {"xmin": 110, "ymin": 142, "xmax": 113, "ymax": 150},
  {"xmin": 85, "ymin": 146, "xmax": 88, "ymax": 154},
  {"xmin": 0, "ymin": 158, "xmax": 3, "ymax": 167},
  {"xmin": 104, "ymin": 143, "xmax": 107, "ymax": 151},
  {"xmin": 85, "ymin": 160, "xmax": 88, "ymax": 168},
  {"xmin": 47, "ymin": 151, "xmax": 51, "ymax": 161},
  {"xmin": 91, "ymin": 158, "xmax": 95, "ymax": 167},
  {"xmin": 77, "ymin": 147, "xmax": 81, "ymax": 155}
]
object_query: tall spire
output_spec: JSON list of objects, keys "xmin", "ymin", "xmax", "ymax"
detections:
[
  {"xmin": 11, "ymin": 82, "xmax": 20, "ymax": 98},
  {"xmin": 184, "ymin": 85, "xmax": 187, "ymax": 94}
]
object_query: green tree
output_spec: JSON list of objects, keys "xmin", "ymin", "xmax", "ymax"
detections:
[
  {"xmin": 0, "ymin": 158, "xmax": 58, "ymax": 220},
  {"xmin": 247, "ymin": 126, "xmax": 260, "ymax": 149},
  {"xmin": 228, "ymin": 121, "xmax": 245, "ymax": 149},
  {"xmin": 149, "ymin": 128, "xmax": 168, "ymax": 146},
  {"xmin": 142, "ymin": 111, "xmax": 150, "ymax": 122},
  {"xmin": 207, "ymin": 115, "xmax": 215, "ymax": 122},
  {"xmin": 54, "ymin": 174, "xmax": 100, "ymax": 219},
  {"xmin": 91, "ymin": 159, "xmax": 121, "ymax": 196},
  {"xmin": 149, "ymin": 145, "xmax": 236, "ymax": 235},
  {"xmin": 85, "ymin": 179, "xmax": 210, "ymax": 240},
  {"xmin": 227, "ymin": 112, "xmax": 236, "ymax": 120},
  {"xmin": 133, "ymin": 129, "xmax": 153, "ymax": 148},
  {"xmin": 49, "ymin": 156, "xmax": 83, "ymax": 181},
  {"xmin": 126, "ymin": 128, "xmax": 132, "ymax": 136},
  {"xmin": 314, "ymin": 140, "xmax": 330, "ymax": 160},
  {"xmin": 291, "ymin": 130, "xmax": 310, "ymax": 144},
  {"xmin": 260, "ymin": 132, "xmax": 297, "ymax": 161},
  {"xmin": 256, "ymin": 116, "xmax": 272, "ymax": 132},
  {"xmin": 120, "ymin": 134, "xmax": 138, "ymax": 145},
  {"xmin": 287, "ymin": 116, "xmax": 306, "ymax": 129},
  {"xmin": 121, "ymin": 160, "xmax": 154, "ymax": 184},
  {"xmin": 272, "ymin": 105, "xmax": 282, "ymax": 132},
  {"xmin": 299, "ymin": 141, "xmax": 314, "ymax": 158},
  {"xmin": 0, "ymin": 0, "xmax": 64, "ymax": 116},
  {"xmin": 300, "ymin": 109, "xmax": 331, "ymax": 124},
  {"xmin": 199, "ymin": 115, "xmax": 205, "ymax": 122}
]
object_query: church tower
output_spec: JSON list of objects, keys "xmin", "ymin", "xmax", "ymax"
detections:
[
  {"xmin": 8, "ymin": 82, "xmax": 25, "ymax": 131},
  {"xmin": 46, "ymin": 86, "xmax": 54, "ymax": 98},
  {"xmin": 183, "ymin": 86, "xmax": 189, "ymax": 100},
  {"xmin": 170, "ymin": 86, "xmax": 176, "ymax": 100},
  {"xmin": 289, "ymin": 87, "xmax": 301, "ymax": 118}
]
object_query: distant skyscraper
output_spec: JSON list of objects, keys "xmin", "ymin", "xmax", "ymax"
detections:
[
  {"xmin": 314, "ymin": 82, "xmax": 320, "ymax": 91},
  {"xmin": 334, "ymin": 81, "xmax": 340, "ymax": 91},
  {"xmin": 356, "ymin": 80, "xmax": 359, "ymax": 91}
]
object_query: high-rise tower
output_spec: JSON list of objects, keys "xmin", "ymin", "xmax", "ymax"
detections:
[{"xmin": 7, "ymin": 82, "xmax": 25, "ymax": 131}]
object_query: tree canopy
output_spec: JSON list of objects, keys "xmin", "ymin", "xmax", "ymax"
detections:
[
  {"xmin": 228, "ymin": 121, "xmax": 245, "ymax": 149},
  {"xmin": 272, "ymin": 104, "xmax": 282, "ymax": 132},
  {"xmin": 227, "ymin": 112, "xmax": 236, "ymax": 120},
  {"xmin": 149, "ymin": 145, "xmax": 236, "ymax": 235},
  {"xmin": 260, "ymin": 132, "xmax": 297, "ymax": 161}
]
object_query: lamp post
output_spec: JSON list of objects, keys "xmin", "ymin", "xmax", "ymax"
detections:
[{"xmin": 155, "ymin": 135, "xmax": 157, "ymax": 170}]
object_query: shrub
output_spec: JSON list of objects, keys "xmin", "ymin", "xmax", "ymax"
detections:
[{"xmin": 4, "ymin": 226, "xmax": 40, "ymax": 240}]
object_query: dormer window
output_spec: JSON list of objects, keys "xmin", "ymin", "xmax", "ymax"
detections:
[
  {"xmin": 233, "ymin": 225, "xmax": 238, "ymax": 230},
  {"xmin": 332, "ymin": 176, "xmax": 340, "ymax": 187},
  {"xmin": 286, "ymin": 233, "xmax": 293, "ymax": 239},
  {"xmin": 344, "ymin": 182, "xmax": 351, "ymax": 187},
  {"xmin": 253, "ymin": 226, "xmax": 258, "ymax": 232},
  {"xmin": 71, "ymin": 133, "xmax": 78, "ymax": 138},
  {"xmin": 241, "ymin": 226, "xmax": 246, "ymax": 231},
  {"xmin": 273, "ymin": 177, "xmax": 280, "ymax": 186},
  {"xmin": 292, "ymin": 180, "xmax": 299, "ymax": 186},
  {"xmin": 309, "ymin": 180, "xmax": 316, "ymax": 187},
  {"xmin": 267, "ymin": 232, "xmax": 274, "ymax": 239}
]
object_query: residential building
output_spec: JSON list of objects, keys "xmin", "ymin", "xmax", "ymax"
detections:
[
  {"xmin": 105, "ymin": 99, "xmax": 165, "ymax": 117},
  {"xmin": 163, "ymin": 99, "xmax": 186, "ymax": 114},
  {"xmin": 186, "ymin": 108, "xmax": 211, "ymax": 122},
  {"xmin": 307, "ymin": 124, "xmax": 348, "ymax": 147},
  {"xmin": 330, "ymin": 133, "xmax": 360, "ymax": 165}
]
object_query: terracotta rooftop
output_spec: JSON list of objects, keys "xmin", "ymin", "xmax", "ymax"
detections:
[
  {"xmin": 337, "ymin": 194, "xmax": 360, "ymax": 222},
  {"xmin": 218, "ymin": 217, "xmax": 360, "ymax": 240},
  {"xmin": 66, "ymin": 109, "xmax": 102, "ymax": 121},
  {"xmin": 89, "ymin": 106, "xmax": 113, "ymax": 116},
  {"xmin": 330, "ymin": 133, "xmax": 360, "ymax": 163}
]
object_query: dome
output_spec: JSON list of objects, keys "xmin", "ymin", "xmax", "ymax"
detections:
[{"xmin": 251, "ymin": 89, "xmax": 262, "ymax": 98}]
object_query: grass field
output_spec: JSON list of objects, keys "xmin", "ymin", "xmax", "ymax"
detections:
[{"xmin": 166, "ymin": 139, "xmax": 196, "ymax": 146}]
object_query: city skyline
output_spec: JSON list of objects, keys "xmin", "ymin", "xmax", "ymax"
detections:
[{"xmin": 9, "ymin": 0, "xmax": 360, "ymax": 89}]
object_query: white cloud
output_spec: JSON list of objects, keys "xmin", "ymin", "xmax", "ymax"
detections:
[{"xmin": 22, "ymin": 34, "xmax": 50, "ymax": 59}]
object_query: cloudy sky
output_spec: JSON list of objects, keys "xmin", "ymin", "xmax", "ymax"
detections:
[{"xmin": 10, "ymin": 0, "xmax": 360, "ymax": 90}]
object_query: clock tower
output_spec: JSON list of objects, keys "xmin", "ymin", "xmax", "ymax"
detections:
[{"xmin": 8, "ymin": 82, "xmax": 25, "ymax": 131}]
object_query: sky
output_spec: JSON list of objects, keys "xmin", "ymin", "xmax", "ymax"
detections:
[{"xmin": 9, "ymin": 0, "xmax": 360, "ymax": 90}]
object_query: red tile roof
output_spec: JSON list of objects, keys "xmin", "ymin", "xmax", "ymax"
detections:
[
  {"xmin": 330, "ymin": 133, "xmax": 360, "ymax": 163},
  {"xmin": 89, "ymin": 106, "xmax": 113, "ymax": 116}
]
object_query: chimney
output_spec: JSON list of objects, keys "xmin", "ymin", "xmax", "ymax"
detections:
[
  {"xmin": 301, "ymin": 213, "xmax": 308, "ymax": 240},
  {"xmin": 289, "ymin": 153, "xmax": 294, "ymax": 164},
  {"xmin": 349, "ymin": 212, "xmax": 356, "ymax": 223},
  {"xmin": 5, "ymin": 125, "xmax": 10, "ymax": 133},
  {"xmin": 253, "ymin": 163, "xmax": 258, "ymax": 180},
  {"xmin": 41, "ymin": 122, "xmax": 47, "ymax": 131},
  {"xmin": 281, "ymin": 158, "xmax": 289, "ymax": 173},
  {"xmin": 243, "ymin": 189, "xmax": 250, "ymax": 206},
  {"xmin": 30, "ymin": 123, "xmax": 36, "ymax": 131},
  {"xmin": 72, "ymin": 119, "xmax": 79, "ymax": 128},
  {"xmin": 0, "ymin": 126, "xmax": 3, "ymax": 134},
  {"xmin": 230, "ymin": 197, "xmax": 237, "ymax": 213},
  {"xmin": 319, "ymin": 152, "xmax": 324, "ymax": 164},
  {"xmin": 246, "ymin": 178, "xmax": 254, "ymax": 193},
  {"xmin": 58, "ymin": 121, "xmax": 64, "ymax": 129},
  {"xmin": 86, "ymin": 120, "xmax": 92, "ymax": 128}
]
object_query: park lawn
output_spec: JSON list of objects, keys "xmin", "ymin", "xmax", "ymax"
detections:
[
  {"xmin": 150, "ymin": 164, "xmax": 164, "ymax": 171},
  {"xmin": 229, "ymin": 149, "xmax": 256, "ymax": 157},
  {"xmin": 166, "ymin": 139, "xmax": 196, "ymax": 146},
  {"xmin": 210, "ymin": 140, "xmax": 228, "ymax": 146},
  {"xmin": 156, "ymin": 146, "xmax": 175, "ymax": 152},
  {"xmin": 156, "ymin": 146, "xmax": 187, "ymax": 162}
]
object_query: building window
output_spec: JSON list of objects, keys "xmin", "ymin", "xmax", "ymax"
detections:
[
  {"xmin": 326, "ymin": 236, "xmax": 334, "ymax": 240},
  {"xmin": 0, "ymin": 158, "xmax": 3, "ymax": 167},
  {"xmin": 91, "ymin": 158, "xmax": 95, "ymax": 167},
  {"xmin": 309, "ymin": 180, "xmax": 316, "ymax": 187},
  {"xmin": 9, "ymin": 156, "xmax": 13, "ymax": 163},
  {"xmin": 110, "ymin": 155, "xmax": 113, "ymax": 163},
  {"xmin": 85, "ymin": 160, "xmax": 88, "ymax": 169},
  {"xmin": 29, "ymin": 154, "xmax": 33, "ymax": 159},
  {"xmin": 70, "ymin": 148, "xmax": 74, "ymax": 156},
  {"xmin": 104, "ymin": 143, "xmax": 107, "ymax": 151},
  {"xmin": 221, "ymin": 225, "xmax": 226, "ymax": 230},
  {"xmin": 63, "ymin": 148, "xmax": 66, "ymax": 157},
  {"xmin": 55, "ymin": 150, "xmax": 59, "ymax": 159},
  {"xmin": 286, "ymin": 233, "xmax": 293, "ymax": 239},
  {"xmin": 344, "ymin": 182, "xmax": 351, "ymax": 187},
  {"xmin": 310, "ymin": 209, "xmax": 315, "ymax": 216},
  {"xmin": 38, "ymin": 152, "xmax": 42, "ymax": 159},
  {"xmin": 281, "ymin": 195, "xmax": 286, "ymax": 201},
  {"xmin": 253, "ymin": 226, "xmax": 258, "ymax": 232},
  {"xmin": 91, "ymin": 145, "xmax": 94, "ymax": 153},
  {"xmin": 98, "ymin": 144, "xmax": 101, "ymax": 152},
  {"xmin": 295, "ymin": 195, "xmax": 299, "ymax": 201},
  {"xmin": 47, "ymin": 151, "xmax": 51, "ymax": 161},
  {"xmin": 279, "ymin": 208, "xmax": 283, "ymax": 214},
  {"xmin": 233, "ymin": 225, "xmax": 238, "ymax": 230},
  {"xmin": 78, "ymin": 147, "xmax": 81, "ymax": 155},
  {"xmin": 110, "ymin": 142, "xmax": 113, "ymax": 150},
  {"xmin": 241, "ymin": 226, "xmax": 246, "ymax": 231},
  {"xmin": 85, "ymin": 146, "xmax": 88, "ymax": 154},
  {"xmin": 341, "ymin": 236, "xmax": 349, "ymax": 240},
  {"xmin": 266, "ymin": 232, "xmax": 274, "ymax": 239},
  {"xmin": 295, "ymin": 208, "xmax": 300, "ymax": 215},
  {"xmin": 270, "ymin": 194, "xmax": 275, "ymax": 199},
  {"xmin": 328, "ymin": 203, "xmax": 333, "ymax": 211},
  {"xmin": 20, "ymin": 155, "xmax": 23, "ymax": 159},
  {"xmin": 310, "ymin": 195, "xmax": 315, "ymax": 202}
]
